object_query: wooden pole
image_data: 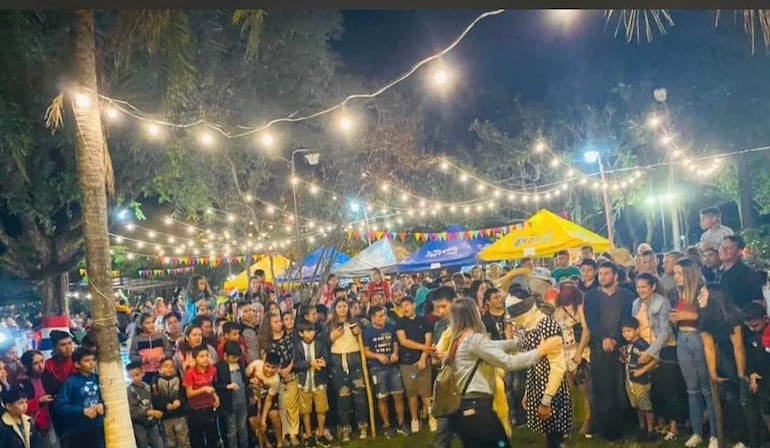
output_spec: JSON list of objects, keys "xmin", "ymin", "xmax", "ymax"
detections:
[
  {"xmin": 357, "ymin": 332, "xmax": 377, "ymax": 438},
  {"xmin": 710, "ymin": 380, "xmax": 724, "ymax": 448}
]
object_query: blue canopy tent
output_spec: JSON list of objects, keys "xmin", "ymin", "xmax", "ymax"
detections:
[
  {"xmin": 279, "ymin": 247, "xmax": 351, "ymax": 282},
  {"xmin": 333, "ymin": 238, "xmax": 411, "ymax": 278},
  {"xmin": 395, "ymin": 225, "xmax": 492, "ymax": 273}
]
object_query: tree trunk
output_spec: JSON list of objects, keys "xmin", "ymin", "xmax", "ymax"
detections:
[
  {"xmin": 737, "ymin": 154, "xmax": 757, "ymax": 229},
  {"xmin": 72, "ymin": 10, "xmax": 136, "ymax": 448},
  {"xmin": 39, "ymin": 273, "xmax": 70, "ymax": 317}
]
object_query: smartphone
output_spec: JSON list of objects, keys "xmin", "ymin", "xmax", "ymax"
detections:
[{"xmin": 349, "ymin": 323, "xmax": 358, "ymax": 329}]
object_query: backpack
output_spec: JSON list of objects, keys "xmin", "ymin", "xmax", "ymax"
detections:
[{"xmin": 432, "ymin": 332, "xmax": 481, "ymax": 418}]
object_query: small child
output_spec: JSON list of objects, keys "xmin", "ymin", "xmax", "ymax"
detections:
[
  {"xmin": 151, "ymin": 358, "xmax": 191, "ymax": 448},
  {"xmin": 51, "ymin": 348, "xmax": 105, "ymax": 448},
  {"xmin": 216, "ymin": 322, "xmax": 248, "ymax": 368},
  {"xmin": 183, "ymin": 345, "xmax": 221, "ymax": 448},
  {"xmin": 127, "ymin": 361, "xmax": 164, "ymax": 448},
  {"xmin": 215, "ymin": 342, "xmax": 249, "ymax": 448},
  {"xmin": 0, "ymin": 386, "xmax": 41, "ymax": 448},
  {"xmin": 245, "ymin": 352, "xmax": 283, "ymax": 447},
  {"xmin": 621, "ymin": 318, "xmax": 658, "ymax": 441},
  {"xmin": 293, "ymin": 321, "xmax": 332, "ymax": 447}
]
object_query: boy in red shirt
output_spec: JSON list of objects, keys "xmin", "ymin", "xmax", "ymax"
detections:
[{"xmin": 183, "ymin": 346, "xmax": 220, "ymax": 448}]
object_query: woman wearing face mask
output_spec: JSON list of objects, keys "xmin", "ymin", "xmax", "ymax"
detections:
[
  {"xmin": 507, "ymin": 288, "xmax": 572, "ymax": 448},
  {"xmin": 670, "ymin": 258, "xmax": 718, "ymax": 448}
]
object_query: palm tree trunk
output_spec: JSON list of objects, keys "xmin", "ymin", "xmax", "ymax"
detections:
[{"xmin": 72, "ymin": 9, "xmax": 136, "ymax": 448}]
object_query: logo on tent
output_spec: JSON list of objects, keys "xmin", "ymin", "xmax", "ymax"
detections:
[
  {"xmin": 512, "ymin": 232, "xmax": 553, "ymax": 247},
  {"xmin": 425, "ymin": 246, "xmax": 460, "ymax": 258}
]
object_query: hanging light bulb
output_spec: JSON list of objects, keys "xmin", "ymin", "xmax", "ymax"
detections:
[
  {"xmin": 199, "ymin": 132, "xmax": 215, "ymax": 146},
  {"xmin": 260, "ymin": 131, "xmax": 274, "ymax": 148},
  {"xmin": 146, "ymin": 124, "xmax": 161, "ymax": 138},
  {"xmin": 439, "ymin": 159, "xmax": 449, "ymax": 171},
  {"xmin": 339, "ymin": 115, "xmax": 354, "ymax": 132},
  {"xmin": 74, "ymin": 93, "xmax": 91, "ymax": 109},
  {"xmin": 105, "ymin": 106, "xmax": 120, "ymax": 121}
]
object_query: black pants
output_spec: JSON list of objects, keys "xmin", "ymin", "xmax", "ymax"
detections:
[
  {"xmin": 546, "ymin": 432, "xmax": 564, "ymax": 448},
  {"xmin": 189, "ymin": 407, "xmax": 220, "ymax": 448},
  {"xmin": 448, "ymin": 397, "xmax": 510, "ymax": 448},
  {"xmin": 590, "ymin": 348, "xmax": 628, "ymax": 440}
]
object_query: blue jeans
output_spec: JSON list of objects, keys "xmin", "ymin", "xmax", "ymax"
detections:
[
  {"xmin": 225, "ymin": 406, "xmax": 249, "ymax": 448},
  {"xmin": 677, "ymin": 331, "xmax": 718, "ymax": 438}
]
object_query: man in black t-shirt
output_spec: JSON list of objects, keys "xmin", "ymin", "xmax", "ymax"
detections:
[
  {"xmin": 395, "ymin": 297, "xmax": 434, "ymax": 434},
  {"xmin": 481, "ymin": 287, "xmax": 510, "ymax": 341},
  {"xmin": 718, "ymin": 236, "xmax": 764, "ymax": 309}
]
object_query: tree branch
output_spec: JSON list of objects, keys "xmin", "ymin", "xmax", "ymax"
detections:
[{"xmin": 28, "ymin": 248, "xmax": 84, "ymax": 281}]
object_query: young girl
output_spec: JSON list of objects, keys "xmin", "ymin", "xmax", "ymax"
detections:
[
  {"xmin": 185, "ymin": 275, "xmax": 213, "ymax": 325},
  {"xmin": 183, "ymin": 346, "xmax": 220, "ymax": 448},
  {"xmin": 260, "ymin": 313, "xmax": 300, "ymax": 446},
  {"xmin": 130, "ymin": 313, "xmax": 173, "ymax": 384},
  {"xmin": 327, "ymin": 298, "xmax": 369, "ymax": 442},
  {"xmin": 175, "ymin": 325, "xmax": 218, "ymax": 375}
]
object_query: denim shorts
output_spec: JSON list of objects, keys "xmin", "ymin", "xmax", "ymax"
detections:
[{"xmin": 370, "ymin": 365, "xmax": 404, "ymax": 398}]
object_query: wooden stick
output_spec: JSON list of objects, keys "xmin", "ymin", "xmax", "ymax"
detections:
[
  {"xmin": 357, "ymin": 331, "xmax": 377, "ymax": 438},
  {"xmin": 710, "ymin": 380, "xmax": 724, "ymax": 448}
]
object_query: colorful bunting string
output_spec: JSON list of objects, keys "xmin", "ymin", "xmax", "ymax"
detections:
[
  {"xmin": 137, "ymin": 266, "xmax": 195, "ymax": 278},
  {"xmin": 345, "ymin": 223, "xmax": 523, "ymax": 243}
]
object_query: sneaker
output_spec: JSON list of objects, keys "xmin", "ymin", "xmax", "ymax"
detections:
[
  {"xmin": 316, "ymin": 435, "xmax": 331, "ymax": 448},
  {"xmin": 410, "ymin": 419, "xmax": 420, "ymax": 434},
  {"xmin": 707, "ymin": 438, "xmax": 719, "ymax": 448},
  {"xmin": 731, "ymin": 444, "xmax": 747, "ymax": 448},
  {"xmin": 289, "ymin": 435, "xmax": 301, "ymax": 447},
  {"xmin": 341, "ymin": 426, "xmax": 351, "ymax": 443},
  {"xmin": 664, "ymin": 432, "xmax": 678, "ymax": 441},
  {"xmin": 305, "ymin": 435, "xmax": 318, "ymax": 448},
  {"xmin": 397, "ymin": 423, "xmax": 410, "ymax": 436},
  {"xmin": 428, "ymin": 415, "xmax": 438, "ymax": 433},
  {"xmin": 322, "ymin": 429, "xmax": 334, "ymax": 443},
  {"xmin": 383, "ymin": 426, "xmax": 396, "ymax": 439},
  {"xmin": 685, "ymin": 434, "xmax": 704, "ymax": 447},
  {"xmin": 358, "ymin": 424, "xmax": 368, "ymax": 440}
]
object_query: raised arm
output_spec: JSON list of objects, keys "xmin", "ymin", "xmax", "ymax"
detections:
[{"xmin": 466, "ymin": 334, "xmax": 541, "ymax": 372}]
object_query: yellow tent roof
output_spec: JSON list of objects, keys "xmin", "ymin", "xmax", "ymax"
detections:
[
  {"xmin": 223, "ymin": 254, "xmax": 292, "ymax": 291},
  {"xmin": 478, "ymin": 209, "xmax": 611, "ymax": 261}
]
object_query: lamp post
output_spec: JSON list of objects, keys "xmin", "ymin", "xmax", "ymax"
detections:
[
  {"xmin": 290, "ymin": 149, "xmax": 320, "ymax": 263},
  {"xmin": 585, "ymin": 150, "xmax": 614, "ymax": 245}
]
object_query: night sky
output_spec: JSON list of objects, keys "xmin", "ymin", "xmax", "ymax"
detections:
[{"xmin": 333, "ymin": 10, "xmax": 744, "ymax": 124}]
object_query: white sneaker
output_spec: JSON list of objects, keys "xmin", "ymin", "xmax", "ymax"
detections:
[
  {"xmin": 731, "ymin": 443, "xmax": 747, "ymax": 448},
  {"xmin": 410, "ymin": 419, "xmax": 420, "ymax": 434},
  {"xmin": 707, "ymin": 438, "xmax": 719, "ymax": 448},
  {"xmin": 685, "ymin": 434, "xmax": 704, "ymax": 447}
]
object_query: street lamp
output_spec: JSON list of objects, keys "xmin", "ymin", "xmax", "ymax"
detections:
[
  {"xmin": 584, "ymin": 149, "xmax": 614, "ymax": 245},
  {"xmin": 291, "ymin": 149, "xmax": 320, "ymax": 262}
]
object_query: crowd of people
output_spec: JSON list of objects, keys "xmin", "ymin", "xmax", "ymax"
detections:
[{"xmin": 2, "ymin": 208, "xmax": 770, "ymax": 448}]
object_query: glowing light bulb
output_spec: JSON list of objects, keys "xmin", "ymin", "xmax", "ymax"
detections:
[
  {"xmin": 433, "ymin": 69, "xmax": 449, "ymax": 86},
  {"xmin": 309, "ymin": 184, "xmax": 319, "ymax": 194},
  {"xmin": 199, "ymin": 132, "xmax": 214, "ymax": 146},
  {"xmin": 459, "ymin": 173, "xmax": 468, "ymax": 183},
  {"xmin": 226, "ymin": 213, "xmax": 236, "ymax": 223},
  {"xmin": 148, "ymin": 231, "xmax": 156, "ymax": 239},
  {"xmin": 74, "ymin": 93, "xmax": 91, "ymax": 109},
  {"xmin": 115, "ymin": 236, "xmax": 124, "ymax": 243},
  {"xmin": 534, "ymin": 141, "xmax": 546, "ymax": 152},
  {"xmin": 260, "ymin": 132, "xmax": 274, "ymax": 147},
  {"xmin": 647, "ymin": 115, "xmax": 661, "ymax": 128},
  {"xmin": 550, "ymin": 158, "xmax": 560, "ymax": 167},
  {"xmin": 146, "ymin": 124, "xmax": 161, "ymax": 137},
  {"xmin": 105, "ymin": 106, "xmax": 120, "ymax": 121},
  {"xmin": 439, "ymin": 160, "xmax": 449, "ymax": 171},
  {"xmin": 164, "ymin": 216, "xmax": 173, "ymax": 225},
  {"xmin": 339, "ymin": 115, "xmax": 353, "ymax": 132}
]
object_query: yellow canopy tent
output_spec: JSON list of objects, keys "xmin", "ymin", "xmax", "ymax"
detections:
[
  {"xmin": 478, "ymin": 209, "xmax": 611, "ymax": 261},
  {"xmin": 223, "ymin": 254, "xmax": 292, "ymax": 291}
]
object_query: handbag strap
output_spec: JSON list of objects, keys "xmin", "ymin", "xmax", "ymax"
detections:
[{"xmin": 449, "ymin": 331, "xmax": 483, "ymax": 396}]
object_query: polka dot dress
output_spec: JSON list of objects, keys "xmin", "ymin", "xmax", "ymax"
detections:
[{"xmin": 518, "ymin": 316, "xmax": 573, "ymax": 435}]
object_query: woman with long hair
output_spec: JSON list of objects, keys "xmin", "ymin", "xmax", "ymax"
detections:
[
  {"xmin": 442, "ymin": 297, "xmax": 562, "ymax": 448},
  {"xmin": 670, "ymin": 258, "xmax": 718, "ymax": 448},
  {"xmin": 259, "ymin": 312, "xmax": 300, "ymax": 446},
  {"xmin": 18, "ymin": 350, "xmax": 58, "ymax": 448},
  {"xmin": 327, "ymin": 298, "xmax": 368, "ymax": 442},
  {"xmin": 185, "ymin": 275, "xmax": 213, "ymax": 325},
  {"xmin": 175, "ymin": 324, "xmax": 218, "ymax": 374},
  {"xmin": 468, "ymin": 280, "xmax": 493, "ymax": 314},
  {"xmin": 554, "ymin": 281, "xmax": 591, "ymax": 435},
  {"xmin": 633, "ymin": 273, "xmax": 687, "ymax": 441},
  {"xmin": 697, "ymin": 283, "xmax": 752, "ymax": 448}
]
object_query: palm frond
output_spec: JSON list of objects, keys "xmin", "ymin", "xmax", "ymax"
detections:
[
  {"xmin": 605, "ymin": 9, "xmax": 674, "ymax": 43},
  {"xmin": 111, "ymin": 10, "xmax": 172, "ymax": 70},
  {"xmin": 232, "ymin": 9, "xmax": 266, "ymax": 61},
  {"xmin": 44, "ymin": 92, "xmax": 64, "ymax": 133},
  {"xmin": 716, "ymin": 9, "xmax": 770, "ymax": 54}
]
